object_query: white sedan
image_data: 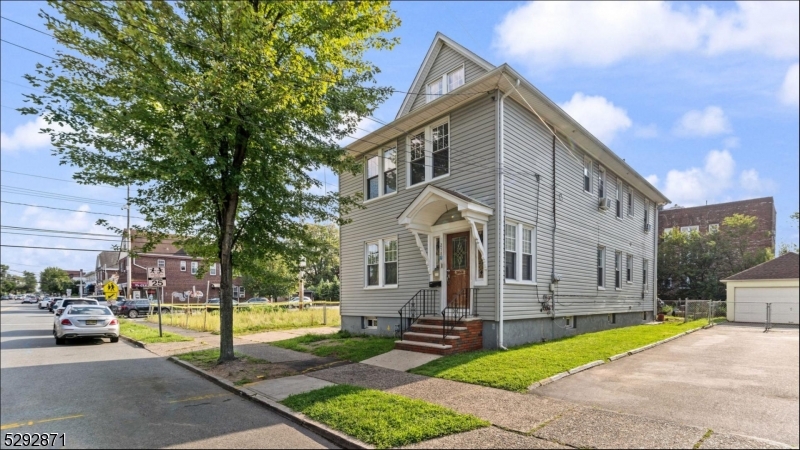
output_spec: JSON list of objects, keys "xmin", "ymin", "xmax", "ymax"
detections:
[
  {"xmin": 54, "ymin": 305, "xmax": 120, "ymax": 345},
  {"xmin": 38, "ymin": 297, "xmax": 51, "ymax": 309}
]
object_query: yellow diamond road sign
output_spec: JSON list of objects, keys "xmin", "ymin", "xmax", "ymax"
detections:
[{"xmin": 103, "ymin": 280, "xmax": 119, "ymax": 300}]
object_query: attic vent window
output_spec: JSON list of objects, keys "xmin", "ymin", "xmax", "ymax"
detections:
[{"xmin": 426, "ymin": 66, "xmax": 465, "ymax": 104}]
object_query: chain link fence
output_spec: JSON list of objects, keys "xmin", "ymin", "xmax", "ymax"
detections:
[
  {"xmin": 660, "ymin": 299, "xmax": 798, "ymax": 331},
  {"xmin": 658, "ymin": 299, "xmax": 726, "ymax": 324}
]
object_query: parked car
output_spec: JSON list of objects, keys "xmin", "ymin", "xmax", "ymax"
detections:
[
  {"xmin": 1, "ymin": 295, "xmax": 10, "ymax": 300},
  {"xmin": 246, "ymin": 297, "xmax": 269, "ymax": 304},
  {"xmin": 53, "ymin": 304, "xmax": 119, "ymax": 345},
  {"xmin": 115, "ymin": 299, "xmax": 171, "ymax": 318},
  {"xmin": 38, "ymin": 297, "xmax": 51, "ymax": 309},
  {"xmin": 22, "ymin": 296, "xmax": 38, "ymax": 304},
  {"xmin": 48, "ymin": 297, "xmax": 63, "ymax": 313},
  {"xmin": 206, "ymin": 298, "xmax": 239, "ymax": 306},
  {"xmin": 288, "ymin": 296, "xmax": 313, "ymax": 307},
  {"xmin": 54, "ymin": 298, "xmax": 99, "ymax": 316}
]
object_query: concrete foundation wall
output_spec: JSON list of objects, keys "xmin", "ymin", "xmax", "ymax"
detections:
[
  {"xmin": 341, "ymin": 315, "xmax": 402, "ymax": 337},
  {"xmin": 482, "ymin": 310, "xmax": 651, "ymax": 349}
]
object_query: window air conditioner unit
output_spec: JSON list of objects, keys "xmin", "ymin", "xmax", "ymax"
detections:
[
  {"xmin": 644, "ymin": 223, "xmax": 651, "ymax": 232},
  {"xmin": 598, "ymin": 197, "xmax": 612, "ymax": 210}
]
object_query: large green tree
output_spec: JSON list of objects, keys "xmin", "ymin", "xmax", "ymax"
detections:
[
  {"xmin": 778, "ymin": 211, "xmax": 799, "ymax": 255},
  {"xmin": 1, "ymin": 265, "xmax": 22, "ymax": 295},
  {"xmin": 241, "ymin": 256, "xmax": 296, "ymax": 301},
  {"xmin": 658, "ymin": 214, "xmax": 773, "ymax": 300},
  {"xmin": 39, "ymin": 267, "xmax": 73, "ymax": 295},
  {"xmin": 22, "ymin": 271, "xmax": 38, "ymax": 293},
  {"xmin": 303, "ymin": 223, "xmax": 340, "ymax": 287},
  {"xmin": 25, "ymin": 1, "xmax": 398, "ymax": 361}
]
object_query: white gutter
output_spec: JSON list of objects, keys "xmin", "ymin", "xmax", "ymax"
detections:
[
  {"xmin": 653, "ymin": 205, "xmax": 659, "ymax": 316},
  {"xmin": 497, "ymin": 80, "xmax": 519, "ymax": 351}
]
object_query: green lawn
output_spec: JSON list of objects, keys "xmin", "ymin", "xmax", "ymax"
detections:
[
  {"xmin": 281, "ymin": 384, "xmax": 488, "ymax": 449},
  {"xmin": 411, "ymin": 320, "xmax": 710, "ymax": 392},
  {"xmin": 174, "ymin": 348, "xmax": 265, "ymax": 368},
  {"xmin": 271, "ymin": 330, "xmax": 395, "ymax": 362},
  {"xmin": 119, "ymin": 319, "xmax": 193, "ymax": 344}
]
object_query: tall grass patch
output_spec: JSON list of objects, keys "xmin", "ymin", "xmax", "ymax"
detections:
[{"xmin": 146, "ymin": 306, "xmax": 340, "ymax": 335}]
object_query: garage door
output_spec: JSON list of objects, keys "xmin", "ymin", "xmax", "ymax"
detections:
[{"xmin": 734, "ymin": 287, "xmax": 799, "ymax": 324}]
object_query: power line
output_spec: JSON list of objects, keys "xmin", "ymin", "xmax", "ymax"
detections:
[
  {"xmin": 1, "ymin": 226, "xmax": 119, "ymax": 237},
  {"xmin": 1, "ymin": 185, "xmax": 126, "ymax": 207},
  {"xmin": 2, "ymin": 231, "xmax": 123, "ymax": 242},
  {"xmin": 0, "ymin": 261, "xmax": 46, "ymax": 268},
  {"xmin": 1, "ymin": 244, "xmax": 114, "ymax": 252},
  {"xmin": 0, "ymin": 201, "xmax": 143, "ymax": 219},
  {"xmin": 0, "ymin": 39, "xmax": 56, "ymax": 59},
  {"xmin": 1, "ymin": 15, "xmax": 54, "ymax": 36},
  {"xmin": 1, "ymin": 170, "xmax": 127, "ymax": 190}
]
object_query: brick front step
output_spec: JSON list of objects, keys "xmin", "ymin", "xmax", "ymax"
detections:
[
  {"xmin": 394, "ymin": 340, "xmax": 453, "ymax": 355},
  {"xmin": 395, "ymin": 317, "xmax": 483, "ymax": 355}
]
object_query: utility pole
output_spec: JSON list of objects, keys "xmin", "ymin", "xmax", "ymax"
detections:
[
  {"xmin": 125, "ymin": 185, "xmax": 132, "ymax": 300},
  {"xmin": 79, "ymin": 269, "xmax": 83, "ymax": 297}
]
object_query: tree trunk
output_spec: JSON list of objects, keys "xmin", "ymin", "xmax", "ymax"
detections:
[{"xmin": 218, "ymin": 194, "xmax": 239, "ymax": 362}]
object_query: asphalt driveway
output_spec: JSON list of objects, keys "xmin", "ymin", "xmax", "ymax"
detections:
[{"xmin": 534, "ymin": 323, "xmax": 799, "ymax": 447}]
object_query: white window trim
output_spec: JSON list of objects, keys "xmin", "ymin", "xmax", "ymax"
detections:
[
  {"xmin": 210, "ymin": 263, "xmax": 216, "ymax": 276},
  {"xmin": 565, "ymin": 316, "xmax": 576, "ymax": 329},
  {"xmin": 615, "ymin": 180, "xmax": 624, "ymax": 220},
  {"xmin": 471, "ymin": 222, "xmax": 488, "ymax": 286},
  {"xmin": 627, "ymin": 187, "xmax": 635, "ymax": 217},
  {"xmin": 664, "ymin": 227, "xmax": 673, "ymax": 235},
  {"xmin": 364, "ymin": 236, "xmax": 399, "ymax": 289},
  {"xmin": 363, "ymin": 147, "xmax": 398, "ymax": 204},
  {"xmin": 598, "ymin": 166, "xmax": 607, "ymax": 200},
  {"xmin": 643, "ymin": 259, "xmax": 650, "ymax": 293},
  {"xmin": 190, "ymin": 261, "xmax": 198, "ymax": 275},
  {"xmin": 626, "ymin": 254, "xmax": 633, "ymax": 284},
  {"xmin": 614, "ymin": 251, "xmax": 622, "ymax": 289},
  {"xmin": 680, "ymin": 225, "xmax": 699, "ymax": 234},
  {"xmin": 157, "ymin": 259, "xmax": 165, "ymax": 268},
  {"xmin": 597, "ymin": 246, "xmax": 606, "ymax": 289},
  {"xmin": 365, "ymin": 316, "xmax": 378, "ymax": 329},
  {"xmin": 644, "ymin": 199, "xmax": 651, "ymax": 230},
  {"xmin": 708, "ymin": 223, "xmax": 720, "ymax": 233},
  {"xmin": 405, "ymin": 116, "xmax": 451, "ymax": 189},
  {"xmin": 505, "ymin": 221, "xmax": 537, "ymax": 285},
  {"xmin": 583, "ymin": 156, "xmax": 593, "ymax": 194},
  {"xmin": 426, "ymin": 65, "xmax": 466, "ymax": 104},
  {"xmin": 180, "ymin": 260, "xmax": 186, "ymax": 272}
]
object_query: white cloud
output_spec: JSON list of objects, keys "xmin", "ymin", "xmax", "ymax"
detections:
[
  {"xmin": 663, "ymin": 149, "xmax": 735, "ymax": 205},
  {"xmin": 1, "ymin": 116, "xmax": 52, "ymax": 153},
  {"xmin": 779, "ymin": 63, "xmax": 799, "ymax": 106},
  {"xmin": 673, "ymin": 106, "xmax": 731, "ymax": 137},
  {"xmin": 494, "ymin": 1, "xmax": 798, "ymax": 69},
  {"xmin": 634, "ymin": 124, "xmax": 659, "ymax": 139},
  {"xmin": 645, "ymin": 174, "xmax": 660, "ymax": 187},
  {"xmin": 559, "ymin": 92, "xmax": 632, "ymax": 143},
  {"xmin": 739, "ymin": 169, "xmax": 777, "ymax": 193},
  {"xmin": 722, "ymin": 136, "xmax": 740, "ymax": 148}
]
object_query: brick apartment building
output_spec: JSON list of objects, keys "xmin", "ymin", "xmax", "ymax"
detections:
[
  {"xmin": 97, "ymin": 236, "xmax": 252, "ymax": 303},
  {"xmin": 658, "ymin": 197, "xmax": 776, "ymax": 254}
]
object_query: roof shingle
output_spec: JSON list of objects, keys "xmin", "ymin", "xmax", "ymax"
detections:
[{"xmin": 723, "ymin": 252, "xmax": 799, "ymax": 281}]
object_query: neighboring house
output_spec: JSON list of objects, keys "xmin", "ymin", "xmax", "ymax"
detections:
[
  {"xmin": 722, "ymin": 252, "xmax": 799, "ymax": 325},
  {"xmin": 96, "ymin": 251, "xmax": 126, "ymax": 284},
  {"xmin": 100, "ymin": 233, "xmax": 250, "ymax": 303},
  {"xmin": 339, "ymin": 33, "xmax": 669, "ymax": 354},
  {"xmin": 658, "ymin": 197, "xmax": 776, "ymax": 254}
]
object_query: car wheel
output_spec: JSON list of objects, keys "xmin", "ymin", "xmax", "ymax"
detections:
[
  {"xmin": 161, "ymin": 308, "xmax": 170, "ymax": 314},
  {"xmin": 55, "ymin": 336, "xmax": 66, "ymax": 345},
  {"xmin": 128, "ymin": 310, "xmax": 139, "ymax": 319},
  {"xmin": 110, "ymin": 337, "xmax": 119, "ymax": 343}
]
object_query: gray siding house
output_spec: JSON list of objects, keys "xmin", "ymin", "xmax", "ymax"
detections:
[{"xmin": 339, "ymin": 33, "xmax": 669, "ymax": 353}]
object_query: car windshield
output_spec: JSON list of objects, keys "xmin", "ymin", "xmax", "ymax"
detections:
[{"xmin": 68, "ymin": 306, "xmax": 111, "ymax": 315}]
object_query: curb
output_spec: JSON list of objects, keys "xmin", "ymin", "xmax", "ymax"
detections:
[
  {"xmin": 119, "ymin": 334, "xmax": 148, "ymax": 349},
  {"xmin": 529, "ymin": 360, "xmax": 604, "ymax": 390},
  {"xmin": 168, "ymin": 357, "xmax": 372, "ymax": 449}
]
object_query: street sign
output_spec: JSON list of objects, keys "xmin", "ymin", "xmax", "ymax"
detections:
[
  {"xmin": 103, "ymin": 280, "xmax": 119, "ymax": 300},
  {"xmin": 147, "ymin": 267, "xmax": 166, "ymax": 279},
  {"xmin": 66, "ymin": 288, "xmax": 72, "ymax": 296},
  {"xmin": 148, "ymin": 279, "xmax": 166, "ymax": 287}
]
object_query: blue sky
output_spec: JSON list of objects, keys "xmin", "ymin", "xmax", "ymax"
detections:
[{"xmin": 2, "ymin": 1, "xmax": 798, "ymax": 280}]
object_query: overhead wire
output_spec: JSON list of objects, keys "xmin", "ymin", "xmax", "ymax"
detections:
[
  {"xmin": 1, "ymin": 244, "xmax": 118, "ymax": 252},
  {"xmin": 1, "ymin": 186, "xmax": 126, "ymax": 207},
  {"xmin": 1, "ymin": 231, "xmax": 124, "ymax": 242},
  {"xmin": 1, "ymin": 225, "xmax": 119, "ymax": 237},
  {"xmin": 0, "ymin": 201, "xmax": 144, "ymax": 219},
  {"xmin": 1, "ymin": 170, "xmax": 127, "ymax": 190}
]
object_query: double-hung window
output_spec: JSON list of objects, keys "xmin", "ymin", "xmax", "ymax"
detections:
[
  {"xmin": 407, "ymin": 118, "xmax": 450, "ymax": 187},
  {"xmin": 583, "ymin": 157, "xmax": 592, "ymax": 193},
  {"xmin": 643, "ymin": 259, "xmax": 649, "ymax": 292},
  {"xmin": 626, "ymin": 254, "xmax": 633, "ymax": 283},
  {"xmin": 708, "ymin": 223, "xmax": 719, "ymax": 233},
  {"xmin": 598, "ymin": 167, "xmax": 606, "ymax": 199},
  {"xmin": 365, "ymin": 147, "xmax": 397, "ymax": 201},
  {"xmin": 680, "ymin": 225, "xmax": 699, "ymax": 234},
  {"xmin": 180, "ymin": 261, "xmax": 186, "ymax": 272},
  {"xmin": 365, "ymin": 237, "xmax": 398, "ymax": 288},
  {"xmin": 616, "ymin": 181, "xmax": 623, "ymax": 218},
  {"xmin": 191, "ymin": 261, "xmax": 198, "ymax": 275},
  {"xmin": 157, "ymin": 259, "xmax": 165, "ymax": 268},
  {"xmin": 505, "ymin": 222, "xmax": 536, "ymax": 283},
  {"xmin": 210, "ymin": 263, "xmax": 216, "ymax": 276},
  {"xmin": 597, "ymin": 246, "xmax": 606, "ymax": 289},
  {"xmin": 426, "ymin": 66, "xmax": 465, "ymax": 104},
  {"xmin": 614, "ymin": 251, "xmax": 622, "ymax": 289},
  {"xmin": 644, "ymin": 199, "xmax": 650, "ymax": 231},
  {"xmin": 627, "ymin": 188, "xmax": 634, "ymax": 216}
]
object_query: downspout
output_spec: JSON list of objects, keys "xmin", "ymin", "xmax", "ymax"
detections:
[
  {"xmin": 653, "ymin": 204, "xmax": 659, "ymax": 319},
  {"xmin": 497, "ymin": 79, "xmax": 519, "ymax": 351},
  {"xmin": 551, "ymin": 133, "xmax": 557, "ymax": 341}
]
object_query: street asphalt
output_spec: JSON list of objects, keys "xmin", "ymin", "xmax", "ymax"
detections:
[
  {"xmin": 0, "ymin": 302, "xmax": 336, "ymax": 449},
  {"xmin": 534, "ymin": 322, "xmax": 800, "ymax": 447}
]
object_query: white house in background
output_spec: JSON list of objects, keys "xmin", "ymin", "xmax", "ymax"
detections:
[
  {"xmin": 722, "ymin": 252, "xmax": 799, "ymax": 325},
  {"xmin": 338, "ymin": 33, "xmax": 669, "ymax": 354}
]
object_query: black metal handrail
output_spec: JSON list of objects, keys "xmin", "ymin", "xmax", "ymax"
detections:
[
  {"xmin": 398, "ymin": 289, "xmax": 439, "ymax": 340},
  {"xmin": 442, "ymin": 288, "xmax": 477, "ymax": 340}
]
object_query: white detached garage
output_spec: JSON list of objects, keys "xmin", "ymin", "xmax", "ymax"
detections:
[{"xmin": 722, "ymin": 252, "xmax": 799, "ymax": 325}]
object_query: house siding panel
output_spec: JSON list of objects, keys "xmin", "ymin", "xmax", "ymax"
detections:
[
  {"xmin": 340, "ymin": 95, "xmax": 497, "ymax": 320},
  {"xmin": 501, "ymin": 99, "xmax": 657, "ymax": 320},
  {"xmin": 408, "ymin": 44, "xmax": 489, "ymax": 114}
]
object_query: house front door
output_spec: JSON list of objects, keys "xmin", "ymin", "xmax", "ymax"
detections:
[{"xmin": 446, "ymin": 232, "xmax": 470, "ymax": 309}]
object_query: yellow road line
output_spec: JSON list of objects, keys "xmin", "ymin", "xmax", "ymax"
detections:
[
  {"xmin": 1, "ymin": 414, "xmax": 84, "ymax": 430},
  {"xmin": 167, "ymin": 393, "xmax": 230, "ymax": 403}
]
